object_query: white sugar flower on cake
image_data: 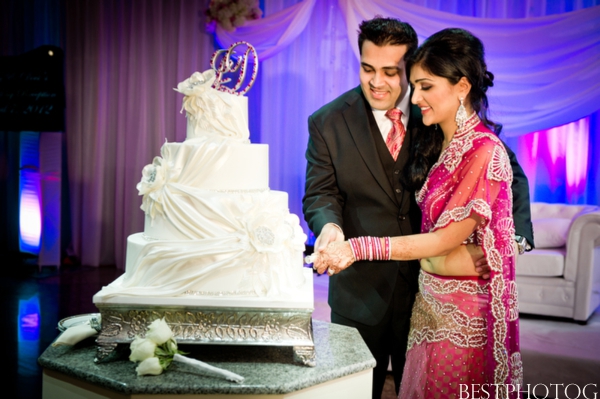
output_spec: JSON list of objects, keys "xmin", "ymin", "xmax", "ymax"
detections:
[
  {"xmin": 244, "ymin": 210, "xmax": 307, "ymax": 254},
  {"xmin": 285, "ymin": 214, "xmax": 308, "ymax": 252},
  {"xmin": 136, "ymin": 145, "xmax": 175, "ymax": 219}
]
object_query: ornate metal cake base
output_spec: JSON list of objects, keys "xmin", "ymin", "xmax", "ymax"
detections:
[{"xmin": 94, "ymin": 304, "xmax": 316, "ymax": 367}]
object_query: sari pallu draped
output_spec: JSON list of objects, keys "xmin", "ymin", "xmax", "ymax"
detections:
[{"xmin": 399, "ymin": 114, "xmax": 522, "ymax": 399}]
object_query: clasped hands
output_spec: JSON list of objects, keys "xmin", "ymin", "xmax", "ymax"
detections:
[
  {"xmin": 308, "ymin": 224, "xmax": 354, "ymax": 276},
  {"xmin": 310, "ymin": 241, "xmax": 355, "ymax": 276},
  {"xmin": 308, "ymin": 224, "xmax": 492, "ymax": 279}
]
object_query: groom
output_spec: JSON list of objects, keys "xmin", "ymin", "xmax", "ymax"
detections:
[{"xmin": 302, "ymin": 17, "xmax": 534, "ymax": 399}]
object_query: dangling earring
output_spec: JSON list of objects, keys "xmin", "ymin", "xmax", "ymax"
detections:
[{"xmin": 455, "ymin": 98, "xmax": 468, "ymax": 129}]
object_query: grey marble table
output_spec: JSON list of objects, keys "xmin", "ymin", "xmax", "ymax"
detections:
[{"xmin": 38, "ymin": 319, "xmax": 375, "ymax": 398}]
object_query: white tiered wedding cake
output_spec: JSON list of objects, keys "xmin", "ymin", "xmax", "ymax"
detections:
[{"xmin": 93, "ymin": 44, "xmax": 310, "ymax": 307}]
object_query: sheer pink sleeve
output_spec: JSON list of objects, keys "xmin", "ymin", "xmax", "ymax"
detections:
[{"xmin": 428, "ymin": 137, "xmax": 511, "ymax": 244}]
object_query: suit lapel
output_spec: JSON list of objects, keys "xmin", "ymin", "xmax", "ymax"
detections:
[{"xmin": 343, "ymin": 88, "xmax": 397, "ymax": 204}]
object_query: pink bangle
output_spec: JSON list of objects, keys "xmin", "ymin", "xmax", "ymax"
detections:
[
  {"xmin": 372, "ymin": 236, "xmax": 380, "ymax": 260},
  {"xmin": 384, "ymin": 237, "xmax": 391, "ymax": 260},
  {"xmin": 348, "ymin": 238, "xmax": 359, "ymax": 261},
  {"xmin": 348, "ymin": 236, "xmax": 391, "ymax": 261},
  {"xmin": 376, "ymin": 237, "xmax": 383, "ymax": 259}
]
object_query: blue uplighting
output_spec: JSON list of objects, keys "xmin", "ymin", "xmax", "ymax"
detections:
[
  {"xmin": 18, "ymin": 295, "xmax": 41, "ymax": 342},
  {"xmin": 19, "ymin": 132, "xmax": 42, "ymax": 254}
]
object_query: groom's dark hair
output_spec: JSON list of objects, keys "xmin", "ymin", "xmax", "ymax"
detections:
[{"xmin": 358, "ymin": 16, "xmax": 418, "ymax": 60}]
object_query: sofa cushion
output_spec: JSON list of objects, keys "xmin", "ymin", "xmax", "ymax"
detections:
[
  {"xmin": 516, "ymin": 248, "xmax": 566, "ymax": 277},
  {"xmin": 532, "ymin": 218, "xmax": 571, "ymax": 248}
]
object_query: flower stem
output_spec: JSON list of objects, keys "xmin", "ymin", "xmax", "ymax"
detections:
[{"xmin": 172, "ymin": 354, "xmax": 245, "ymax": 383}]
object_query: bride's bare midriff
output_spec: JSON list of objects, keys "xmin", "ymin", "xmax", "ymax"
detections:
[{"xmin": 419, "ymin": 243, "xmax": 482, "ymax": 276}]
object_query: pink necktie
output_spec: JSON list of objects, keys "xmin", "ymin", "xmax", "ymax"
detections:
[{"xmin": 385, "ymin": 108, "xmax": 405, "ymax": 161}]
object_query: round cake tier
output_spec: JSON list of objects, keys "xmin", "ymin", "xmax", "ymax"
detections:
[
  {"xmin": 185, "ymin": 94, "xmax": 249, "ymax": 141},
  {"xmin": 160, "ymin": 140, "xmax": 268, "ymax": 191},
  {"xmin": 122, "ymin": 232, "xmax": 305, "ymax": 297},
  {"xmin": 115, "ymin": 188, "xmax": 306, "ymax": 298}
]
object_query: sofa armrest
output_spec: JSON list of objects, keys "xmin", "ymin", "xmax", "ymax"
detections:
[
  {"xmin": 564, "ymin": 209, "xmax": 600, "ymax": 281},
  {"xmin": 563, "ymin": 209, "xmax": 600, "ymax": 321}
]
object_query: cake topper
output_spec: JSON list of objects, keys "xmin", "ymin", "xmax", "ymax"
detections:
[{"xmin": 210, "ymin": 41, "xmax": 258, "ymax": 96}]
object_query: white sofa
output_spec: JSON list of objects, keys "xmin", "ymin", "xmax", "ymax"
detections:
[{"xmin": 516, "ymin": 202, "xmax": 600, "ymax": 322}]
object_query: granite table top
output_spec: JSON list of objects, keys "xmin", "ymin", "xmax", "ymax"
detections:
[{"xmin": 38, "ymin": 319, "xmax": 375, "ymax": 396}]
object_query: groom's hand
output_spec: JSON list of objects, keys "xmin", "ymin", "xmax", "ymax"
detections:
[{"xmin": 313, "ymin": 223, "xmax": 344, "ymax": 274}]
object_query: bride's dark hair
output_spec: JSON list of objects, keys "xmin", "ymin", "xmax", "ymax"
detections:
[{"xmin": 404, "ymin": 28, "xmax": 501, "ymax": 191}]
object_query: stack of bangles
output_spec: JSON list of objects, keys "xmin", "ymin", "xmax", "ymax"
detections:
[{"xmin": 348, "ymin": 236, "xmax": 391, "ymax": 261}]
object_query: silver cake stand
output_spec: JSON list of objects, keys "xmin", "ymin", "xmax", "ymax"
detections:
[{"xmin": 92, "ymin": 270, "xmax": 316, "ymax": 367}]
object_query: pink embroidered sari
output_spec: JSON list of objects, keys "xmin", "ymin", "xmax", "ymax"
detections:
[{"xmin": 399, "ymin": 114, "xmax": 522, "ymax": 399}]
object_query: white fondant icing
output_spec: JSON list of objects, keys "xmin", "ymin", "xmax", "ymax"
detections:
[{"xmin": 158, "ymin": 141, "xmax": 268, "ymax": 191}]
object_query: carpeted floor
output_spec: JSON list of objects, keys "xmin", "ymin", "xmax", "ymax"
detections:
[
  {"xmin": 313, "ymin": 272, "xmax": 600, "ymax": 399},
  {"xmin": 519, "ymin": 312, "xmax": 600, "ymax": 399}
]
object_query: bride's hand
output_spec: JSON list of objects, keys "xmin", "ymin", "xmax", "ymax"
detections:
[
  {"xmin": 467, "ymin": 244, "xmax": 491, "ymax": 279},
  {"xmin": 313, "ymin": 241, "xmax": 355, "ymax": 276}
]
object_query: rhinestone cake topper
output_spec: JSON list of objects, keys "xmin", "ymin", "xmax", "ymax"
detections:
[{"xmin": 210, "ymin": 41, "xmax": 258, "ymax": 96}]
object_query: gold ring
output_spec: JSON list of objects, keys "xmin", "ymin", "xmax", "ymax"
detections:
[{"xmin": 327, "ymin": 268, "xmax": 334, "ymax": 276}]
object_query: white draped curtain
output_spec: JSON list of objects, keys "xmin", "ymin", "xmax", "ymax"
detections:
[
  {"xmin": 59, "ymin": 0, "xmax": 599, "ymax": 267},
  {"xmin": 218, "ymin": 0, "xmax": 600, "ymax": 136},
  {"xmin": 65, "ymin": 0, "xmax": 216, "ymax": 266}
]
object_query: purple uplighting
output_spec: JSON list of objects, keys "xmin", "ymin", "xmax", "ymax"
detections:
[
  {"xmin": 514, "ymin": 116, "xmax": 591, "ymax": 204},
  {"xmin": 565, "ymin": 118, "xmax": 590, "ymax": 202}
]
